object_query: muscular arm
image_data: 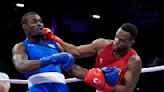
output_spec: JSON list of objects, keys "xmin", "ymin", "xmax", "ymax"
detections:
[
  {"xmin": 113, "ymin": 54, "xmax": 142, "ymax": 92},
  {"xmin": 77, "ymin": 38, "xmax": 112, "ymax": 58},
  {"xmin": 67, "ymin": 64, "xmax": 88, "ymax": 79},
  {"xmin": 61, "ymin": 42, "xmax": 80, "ymax": 57},
  {"xmin": 12, "ymin": 43, "xmax": 42, "ymax": 74},
  {"xmin": 62, "ymin": 38, "xmax": 111, "ymax": 59}
]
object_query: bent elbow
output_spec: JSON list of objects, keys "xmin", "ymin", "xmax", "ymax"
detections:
[
  {"xmin": 126, "ymin": 86, "xmax": 135, "ymax": 92},
  {"xmin": 15, "ymin": 66, "xmax": 27, "ymax": 74}
]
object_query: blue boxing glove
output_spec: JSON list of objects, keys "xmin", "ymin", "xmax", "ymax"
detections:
[
  {"xmin": 101, "ymin": 67, "xmax": 119, "ymax": 85},
  {"xmin": 40, "ymin": 52, "xmax": 75, "ymax": 71}
]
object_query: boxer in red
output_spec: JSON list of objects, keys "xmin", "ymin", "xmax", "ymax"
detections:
[{"xmin": 44, "ymin": 23, "xmax": 142, "ymax": 92}]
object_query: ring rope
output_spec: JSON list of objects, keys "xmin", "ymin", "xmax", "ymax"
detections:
[
  {"xmin": 0, "ymin": 77, "xmax": 82, "ymax": 84},
  {"xmin": 141, "ymin": 65, "xmax": 164, "ymax": 73},
  {"xmin": 1, "ymin": 65, "xmax": 164, "ymax": 84}
]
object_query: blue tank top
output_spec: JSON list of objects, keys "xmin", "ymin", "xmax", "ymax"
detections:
[{"xmin": 22, "ymin": 39, "xmax": 62, "ymax": 79}]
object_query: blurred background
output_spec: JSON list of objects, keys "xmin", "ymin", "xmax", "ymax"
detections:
[{"xmin": 1, "ymin": 0, "xmax": 164, "ymax": 92}]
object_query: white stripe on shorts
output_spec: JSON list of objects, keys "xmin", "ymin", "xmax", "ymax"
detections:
[{"xmin": 28, "ymin": 72, "xmax": 66, "ymax": 87}]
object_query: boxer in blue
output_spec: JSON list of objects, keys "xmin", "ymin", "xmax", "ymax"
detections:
[
  {"xmin": 12, "ymin": 12, "xmax": 75, "ymax": 92},
  {"xmin": 12, "ymin": 12, "xmax": 120, "ymax": 92}
]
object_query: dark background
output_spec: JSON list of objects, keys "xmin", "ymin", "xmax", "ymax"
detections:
[{"xmin": 1, "ymin": 0, "xmax": 164, "ymax": 92}]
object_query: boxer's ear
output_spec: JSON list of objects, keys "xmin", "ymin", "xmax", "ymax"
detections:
[
  {"xmin": 132, "ymin": 40, "xmax": 135, "ymax": 45},
  {"xmin": 22, "ymin": 24, "xmax": 27, "ymax": 30}
]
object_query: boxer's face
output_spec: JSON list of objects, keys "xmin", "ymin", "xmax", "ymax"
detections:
[
  {"xmin": 113, "ymin": 28, "xmax": 134, "ymax": 52},
  {"xmin": 23, "ymin": 14, "xmax": 44, "ymax": 38}
]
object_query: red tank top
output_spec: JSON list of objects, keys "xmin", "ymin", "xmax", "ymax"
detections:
[{"xmin": 95, "ymin": 41, "xmax": 136, "ymax": 84}]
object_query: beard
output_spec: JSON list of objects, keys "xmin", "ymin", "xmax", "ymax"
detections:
[
  {"xmin": 113, "ymin": 47, "xmax": 125, "ymax": 53},
  {"xmin": 113, "ymin": 45, "xmax": 128, "ymax": 53},
  {"xmin": 31, "ymin": 33, "xmax": 44, "ymax": 39}
]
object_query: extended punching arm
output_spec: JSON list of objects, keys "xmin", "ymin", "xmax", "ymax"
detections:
[{"xmin": 43, "ymin": 28, "xmax": 80, "ymax": 57}]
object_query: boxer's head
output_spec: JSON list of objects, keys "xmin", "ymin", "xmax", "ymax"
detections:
[
  {"xmin": 113, "ymin": 23, "xmax": 138, "ymax": 53},
  {"xmin": 21, "ymin": 12, "xmax": 44, "ymax": 39}
]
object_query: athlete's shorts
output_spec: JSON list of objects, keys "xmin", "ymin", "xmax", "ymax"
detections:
[{"xmin": 27, "ymin": 72, "xmax": 69, "ymax": 92}]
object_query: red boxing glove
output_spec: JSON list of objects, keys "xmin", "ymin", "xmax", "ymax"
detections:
[
  {"xmin": 43, "ymin": 28, "xmax": 64, "ymax": 44},
  {"xmin": 84, "ymin": 68, "xmax": 105, "ymax": 90}
]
